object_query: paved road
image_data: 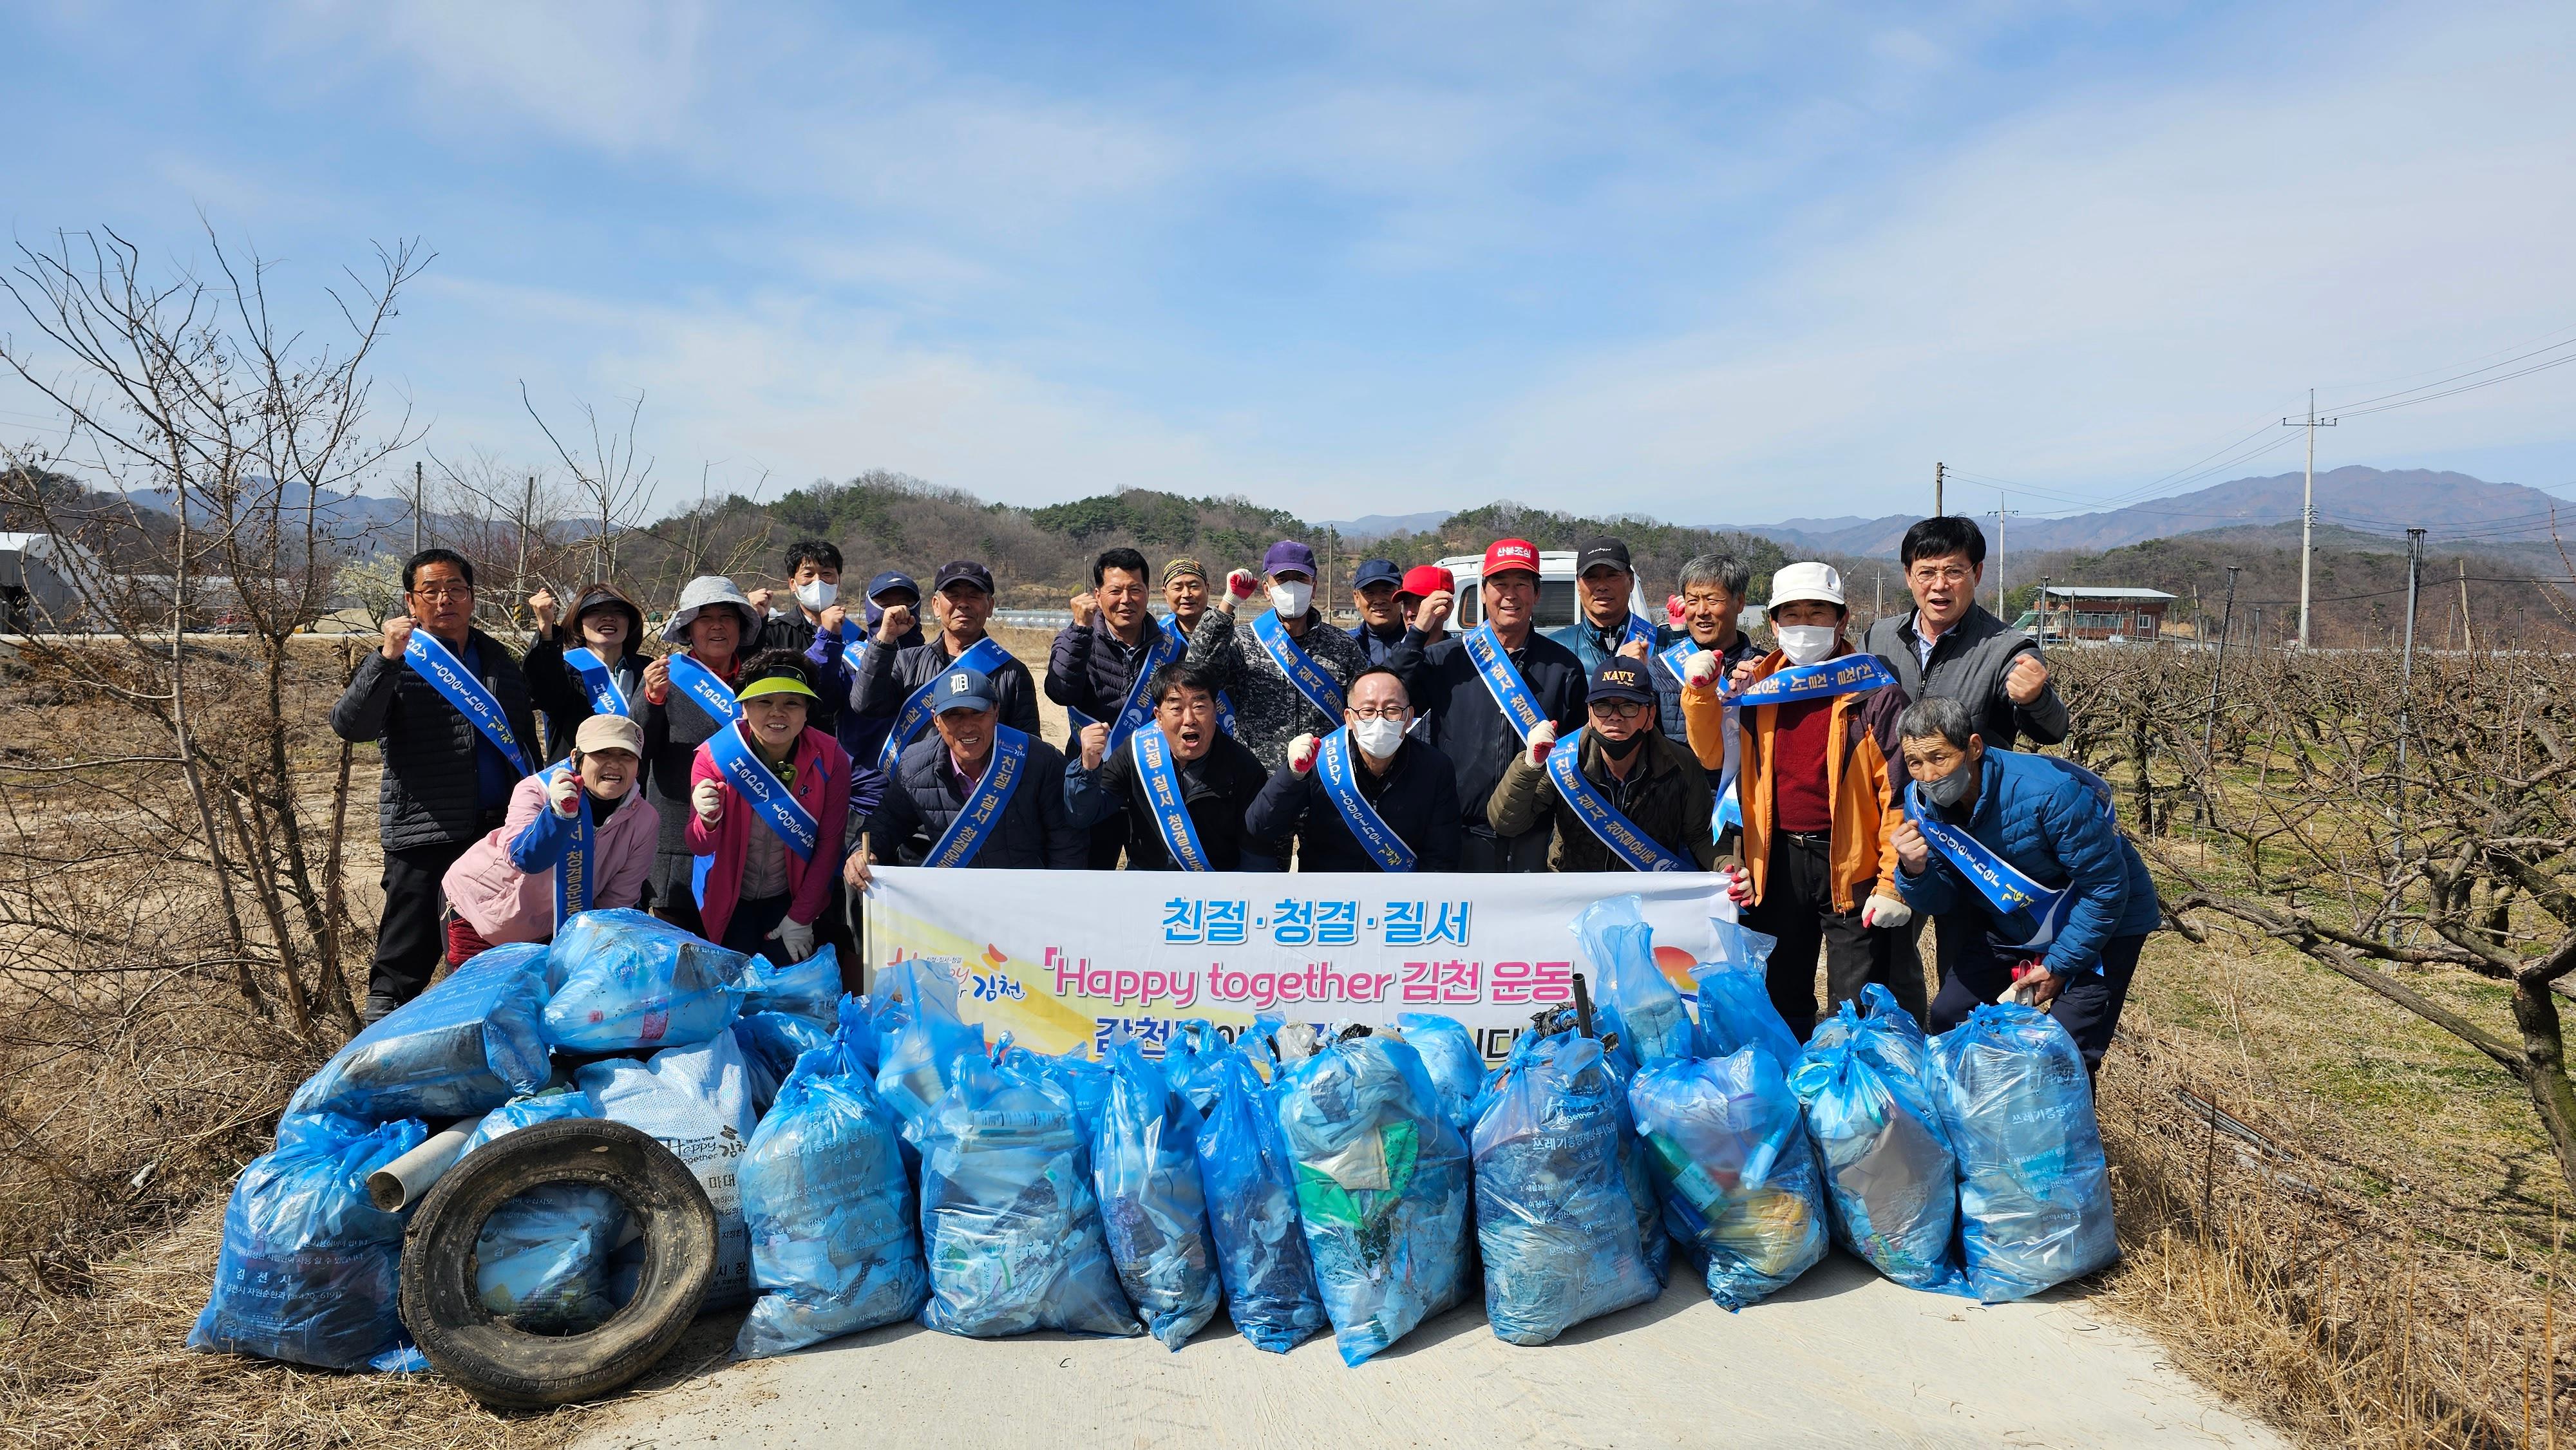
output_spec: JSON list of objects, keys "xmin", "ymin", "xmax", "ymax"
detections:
[{"xmin": 574, "ymin": 1253, "xmax": 2282, "ymax": 1449}]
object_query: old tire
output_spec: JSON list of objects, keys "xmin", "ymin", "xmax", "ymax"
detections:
[{"xmin": 399, "ymin": 1117, "xmax": 717, "ymax": 1408}]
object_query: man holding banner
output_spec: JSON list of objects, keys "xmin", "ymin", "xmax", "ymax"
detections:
[
  {"xmin": 1064, "ymin": 663, "xmax": 1272, "ymax": 871},
  {"xmin": 632, "ymin": 574, "xmax": 762, "ymax": 936},
  {"xmin": 1050, "ymin": 547, "xmax": 1176, "ymax": 867},
  {"xmin": 1487, "ymin": 659, "xmax": 1718, "ymax": 874},
  {"xmin": 1248, "ymin": 665, "xmax": 1462, "ymax": 872},
  {"xmin": 851, "ymin": 666, "xmax": 1083, "ymax": 880},
  {"xmin": 1385, "ymin": 539, "xmax": 1589, "ymax": 872},
  {"xmin": 439, "ymin": 714, "xmax": 656, "ymax": 964},
  {"xmin": 520, "ymin": 581, "xmax": 649, "ymax": 764},
  {"xmin": 330, "ymin": 549, "xmax": 540, "ymax": 1019},
  {"xmin": 685, "ymin": 652, "xmax": 851, "ymax": 959},
  {"xmin": 849, "ymin": 559, "xmax": 1043, "ymax": 769},
  {"xmin": 1184, "ymin": 540, "xmax": 1368, "ymax": 773}
]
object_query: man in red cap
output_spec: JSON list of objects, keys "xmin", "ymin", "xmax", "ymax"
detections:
[
  {"xmin": 1394, "ymin": 565, "xmax": 1455, "ymax": 649},
  {"xmin": 1381, "ymin": 539, "xmax": 1588, "ymax": 872}
]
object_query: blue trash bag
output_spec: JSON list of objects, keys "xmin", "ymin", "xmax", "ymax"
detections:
[
  {"xmin": 1629, "ymin": 1048, "xmax": 1828, "ymax": 1309},
  {"xmin": 545, "ymin": 908, "xmax": 751, "ymax": 1053},
  {"xmin": 1470, "ymin": 1031, "xmax": 1662, "ymax": 1344},
  {"xmin": 1573, "ymin": 896, "xmax": 1694, "ymax": 1071},
  {"xmin": 459, "ymin": 1089, "xmax": 594, "ymax": 1156},
  {"xmin": 1095, "ymin": 1037, "xmax": 1222, "ymax": 1350},
  {"xmin": 735, "ymin": 1012, "xmax": 930, "ymax": 1357},
  {"xmin": 1934, "ymin": 1003, "xmax": 2119, "ymax": 1302},
  {"xmin": 741, "ymin": 946, "xmax": 842, "ymax": 1026},
  {"xmin": 1694, "ymin": 918, "xmax": 1803, "ymax": 1073},
  {"xmin": 1157, "ymin": 1019, "xmax": 1226, "ymax": 1107},
  {"xmin": 999, "ymin": 1038, "xmax": 1112, "ymax": 1157},
  {"xmin": 1275, "ymin": 1032, "xmax": 1473, "ymax": 1365},
  {"xmin": 1600, "ymin": 1049, "xmax": 1672, "ymax": 1287},
  {"xmin": 473, "ymin": 1183, "xmax": 631, "ymax": 1333},
  {"xmin": 188, "ymin": 1112, "xmax": 428, "ymax": 1369},
  {"xmin": 735, "ymin": 1010, "xmax": 835, "ymax": 1117},
  {"xmin": 1396, "ymin": 1013, "xmax": 1488, "ymax": 1131},
  {"xmin": 1191, "ymin": 1048, "xmax": 1328, "ymax": 1353},
  {"xmin": 580, "ymin": 1030, "xmax": 762, "ymax": 1308},
  {"xmin": 875, "ymin": 962, "xmax": 982, "ymax": 1141},
  {"xmin": 287, "ymin": 945, "xmax": 550, "ymax": 1122},
  {"xmin": 1789, "ymin": 996, "xmax": 1967, "ymax": 1294},
  {"xmin": 915, "ymin": 1048, "xmax": 1141, "ymax": 1339}
]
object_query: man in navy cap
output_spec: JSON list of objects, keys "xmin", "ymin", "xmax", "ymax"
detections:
[
  {"xmin": 1548, "ymin": 534, "xmax": 1656, "ymax": 675},
  {"xmin": 849, "ymin": 559, "xmax": 1043, "ymax": 776},
  {"xmin": 1347, "ymin": 556, "xmax": 1409, "ymax": 665},
  {"xmin": 1183, "ymin": 538, "xmax": 1370, "ymax": 775},
  {"xmin": 849, "ymin": 665, "xmax": 1082, "ymax": 880},
  {"xmin": 1486, "ymin": 657, "xmax": 1718, "ymax": 873}
]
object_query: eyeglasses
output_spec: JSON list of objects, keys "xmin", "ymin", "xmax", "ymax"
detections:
[
  {"xmin": 409, "ymin": 583, "xmax": 472, "ymax": 601},
  {"xmin": 1589, "ymin": 699, "xmax": 1651, "ymax": 720},
  {"xmin": 1349, "ymin": 706, "xmax": 1408, "ymax": 721},
  {"xmin": 1908, "ymin": 563, "xmax": 1975, "ymax": 585},
  {"xmin": 1680, "ymin": 592, "xmax": 1737, "ymax": 609}
]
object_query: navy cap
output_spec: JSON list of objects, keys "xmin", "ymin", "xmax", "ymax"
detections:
[
  {"xmin": 933, "ymin": 666, "xmax": 996, "ymax": 714},
  {"xmin": 933, "ymin": 560, "xmax": 995, "ymax": 595},
  {"xmin": 1587, "ymin": 659, "xmax": 1655, "ymax": 705},
  {"xmin": 1352, "ymin": 558, "xmax": 1403, "ymax": 590},
  {"xmin": 865, "ymin": 570, "xmax": 920, "ymax": 603}
]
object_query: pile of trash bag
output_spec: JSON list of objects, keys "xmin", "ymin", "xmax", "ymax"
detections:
[
  {"xmin": 545, "ymin": 909, "xmax": 752, "ymax": 1053},
  {"xmin": 1629, "ymin": 1048, "xmax": 1827, "ymax": 1309},
  {"xmin": 741, "ymin": 946, "xmax": 842, "ymax": 1026},
  {"xmin": 1396, "ymin": 1012, "xmax": 1488, "ymax": 1131},
  {"xmin": 1790, "ymin": 987, "xmax": 1965, "ymax": 1294},
  {"xmin": 1573, "ymin": 896, "xmax": 1694, "ymax": 1071},
  {"xmin": 287, "ymin": 945, "xmax": 550, "ymax": 1122},
  {"xmin": 1095, "ymin": 1037, "xmax": 1221, "ymax": 1350},
  {"xmin": 1470, "ymin": 1031, "xmax": 1661, "ymax": 1344},
  {"xmin": 1275, "ymin": 1032, "xmax": 1472, "ymax": 1365},
  {"xmin": 1692, "ymin": 918, "xmax": 1803, "ymax": 1073},
  {"xmin": 1935, "ymin": 1003, "xmax": 2119, "ymax": 1301},
  {"xmin": 578, "ymin": 1030, "xmax": 761, "ymax": 1308},
  {"xmin": 1188, "ymin": 1046, "xmax": 1329, "ymax": 1353}
]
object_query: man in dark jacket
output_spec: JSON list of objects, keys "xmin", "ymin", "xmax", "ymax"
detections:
[
  {"xmin": 330, "ymin": 549, "xmax": 538, "ymax": 1019},
  {"xmin": 521, "ymin": 581, "xmax": 649, "ymax": 763},
  {"xmin": 849, "ymin": 667, "xmax": 1084, "ymax": 875},
  {"xmin": 1486, "ymin": 659, "xmax": 1719, "ymax": 873},
  {"xmin": 1347, "ymin": 558, "xmax": 1408, "ymax": 664},
  {"xmin": 1385, "ymin": 539, "xmax": 1589, "ymax": 872},
  {"xmin": 1249, "ymin": 666, "xmax": 1463, "ymax": 872},
  {"xmin": 743, "ymin": 538, "xmax": 853, "ymax": 737},
  {"xmin": 1547, "ymin": 535, "xmax": 1654, "ymax": 674},
  {"xmin": 1048, "ymin": 547, "xmax": 1173, "ymax": 867},
  {"xmin": 1647, "ymin": 551, "xmax": 1764, "ymax": 848},
  {"xmin": 1064, "ymin": 663, "xmax": 1273, "ymax": 870},
  {"xmin": 848, "ymin": 560, "xmax": 1043, "ymax": 766}
]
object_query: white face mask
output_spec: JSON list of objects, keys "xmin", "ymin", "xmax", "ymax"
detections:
[
  {"xmin": 1268, "ymin": 580, "xmax": 1312, "ymax": 617},
  {"xmin": 1350, "ymin": 716, "xmax": 1406, "ymax": 760},
  {"xmin": 795, "ymin": 579, "xmax": 837, "ymax": 612},
  {"xmin": 1776, "ymin": 623, "xmax": 1841, "ymax": 665}
]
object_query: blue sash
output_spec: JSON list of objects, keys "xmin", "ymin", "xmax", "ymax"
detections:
[
  {"xmin": 562, "ymin": 647, "xmax": 627, "ymax": 716},
  {"xmin": 545, "ymin": 762, "xmax": 594, "ymax": 928},
  {"xmin": 875, "ymin": 636, "xmax": 1011, "ymax": 773},
  {"xmin": 1461, "ymin": 623, "xmax": 1548, "ymax": 743},
  {"xmin": 404, "ymin": 630, "xmax": 531, "ymax": 775},
  {"xmin": 1732, "ymin": 652, "xmax": 1900, "ymax": 706},
  {"xmin": 1066, "ymin": 625, "xmax": 1183, "ymax": 753},
  {"xmin": 1314, "ymin": 726, "xmax": 1416, "ymax": 872},
  {"xmin": 1607, "ymin": 612, "xmax": 1655, "ymax": 654},
  {"xmin": 1543, "ymin": 727, "xmax": 1697, "ymax": 873},
  {"xmin": 1161, "ymin": 615, "xmax": 1240, "ymax": 737},
  {"xmin": 1903, "ymin": 759, "xmax": 2112, "ymax": 953},
  {"xmin": 666, "ymin": 652, "xmax": 740, "ymax": 723},
  {"xmin": 707, "ymin": 722, "xmax": 820, "ymax": 863},
  {"xmin": 1660, "ymin": 637, "xmax": 1742, "ymax": 840},
  {"xmin": 923, "ymin": 726, "xmax": 1030, "ymax": 869},
  {"xmin": 1128, "ymin": 726, "xmax": 1215, "ymax": 872},
  {"xmin": 1250, "ymin": 610, "xmax": 1345, "ymax": 720}
]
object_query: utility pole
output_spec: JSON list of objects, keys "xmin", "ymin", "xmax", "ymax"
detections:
[
  {"xmin": 2282, "ymin": 388, "xmax": 2337, "ymax": 648},
  {"xmin": 1935, "ymin": 462, "xmax": 1946, "ymax": 516},
  {"xmin": 1991, "ymin": 492, "xmax": 2018, "ymax": 617},
  {"xmin": 2456, "ymin": 558, "xmax": 2474, "ymax": 654},
  {"xmin": 2201, "ymin": 565, "xmax": 2241, "ymax": 762},
  {"xmin": 2038, "ymin": 575, "xmax": 2052, "ymax": 646},
  {"xmin": 411, "ymin": 460, "xmax": 424, "ymax": 556},
  {"xmin": 2394, "ymin": 530, "xmax": 2424, "ymax": 878}
]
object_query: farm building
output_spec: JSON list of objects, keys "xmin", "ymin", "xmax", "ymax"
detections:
[{"xmin": 2032, "ymin": 585, "xmax": 2175, "ymax": 643}]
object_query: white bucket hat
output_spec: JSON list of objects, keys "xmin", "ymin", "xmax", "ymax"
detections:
[
  {"xmin": 661, "ymin": 575, "xmax": 761, "ymax": 643},
  {"xmin": 1768, "ymin": 561, "xmax": 1846, "ymax": 610}
]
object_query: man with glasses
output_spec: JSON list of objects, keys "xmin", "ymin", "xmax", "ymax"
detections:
[
  {"xmin": 330, "ymin": 548, "xmax": 538, "ymax": 1020},
  {"xmin": 1486, "ymin": 659, "xmax": 1718, "ymax": 873},
  {"xmin": 1250, "ymin": 665, "xmax": 1463, "ymax": 871}
]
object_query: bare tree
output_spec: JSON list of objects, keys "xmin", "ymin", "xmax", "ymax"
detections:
[
  {"xmin": 522, "ymin": 383, "xmax": 654, "ymax": 587},
  {"xmin": 423, "ymin": 447, "xmax": 582, "ymax": 635}
]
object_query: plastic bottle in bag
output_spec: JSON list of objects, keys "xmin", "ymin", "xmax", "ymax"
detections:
[
  {"xmin": 287, "ymin": 944, "xmax": 550, "ymax": 1122},
  {"xmin": 1934, "ymin": 1002, "xmax": 2119, "ymax": 1302},
  {"xmin": 1395, "ymin": 1012, "xmax": 1489, "ymax": 1131},
  {"xmin": 875, "ymin": 960, "xmax": 983, "ymax": 1141},
  {"xmin": 1629, "ymin": 1048, "xmax": 1827, "ymax": 1309},
  {"xmin": 1095, "ymin": 1037, "xmax": 1222, "ymax": 1350},
  {"xmin": 545, "ymin": 908, "xmax": 751, "ymax": 1053},
  {"xmin": 1572, "ymin": 896, "xmax": 1694, "ymax": 1071},
  {"xmin": 1693, "ymin": 917, "xmax": 1804, "ymax": 1073},
  {"xmin": 1789, "ymin": 993, "xmax": 1967, "ymax": 1294},
  {"xmin": 1471, "ymin": 1031, "xmax": 1662, "ymax": 1344},
  {"xmin": 1191, "ymin": 1048, "xmax": 1328, "ymax": 1353}
]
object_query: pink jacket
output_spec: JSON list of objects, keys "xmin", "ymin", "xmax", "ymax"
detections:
[
  {"xmin": 687, "ymin": 723, "xmax": 851, "ymax": 946},
  {"xmin": 442, "ymin": 771, "xmax": 656, "ymax": 944}
]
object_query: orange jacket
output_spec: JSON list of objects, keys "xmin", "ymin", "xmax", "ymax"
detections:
[{"xmin": 1680, "ymin": 649, "xmax": 1908, "ymax": 912}]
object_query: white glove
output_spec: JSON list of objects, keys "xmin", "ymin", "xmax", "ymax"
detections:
[
  {"xmin": 1681, "ymin": 650, "xmax": 1721, "ymax": 690},
  {"xmin": 691, "ymin": 779, "xmax": 724, "ymax": 824},
  {"xmin": 1524, "ymin": 720, "xmax": 1558, "ymax": 769},
  {"xmin": 546, "ymin": 772, "xmax": 582, "ymax": 818},
  {"xmin": 1287, "ymin": 733, "xmax": 1320, "ymax": 775},
  {"xmin": 775, "ymin": 916, "xmax": 817, "ymax": 962},
  {"xmin": 1861, "ymin": 892, "xmax": 1912, "ymax": 929}
]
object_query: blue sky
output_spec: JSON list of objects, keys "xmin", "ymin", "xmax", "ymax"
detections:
[{"xmin": 4, "ymin": 0, "xmax": 2573, "ymax": 526}]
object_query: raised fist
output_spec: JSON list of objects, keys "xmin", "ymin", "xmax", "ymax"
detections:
[
  {"xmin": 1412, "ymin": 589, "xmax": 1455, "ymax": 634},
  {"xmin": 1071, "ymin": 590, "xmax": 1098, "ymax": 628},
  {"xmin": 1891, "ymin": 818, "xmax": 1929, "ymax": 876},
  {"xmin": 691, "ymin": 779, "xmax": 724, "ymax": 824},
  {"xmin": 641, "ymin": 654, "xmax": 672, "ymax": 705},
  {"xmin": 876, "ymin": 602, "xmax": 914, "ymax": 643},
  {"xmin": 546, "ymin": 771, "xmax": 582, "ymax": 818},
  {"xmin": 529, "ymin": 588, "xmax": 560, "ymax": 634},
  {"xmin": 379, "ymin": 614, "xmax": 416, "ymax": 662},
  {"xmin": 1524, "ymin": 720, "xmax": 1558, "ymax": 769},
  {"xmin": 1079, "ymin": 721, "xmax": 1110, "ymax": 771},
  {"xmin": 1287, "ymin": 732, "xmax": 1320, "ymax": 775},
  {"xmin": 1616, "ymin": 636, "xmax": 1651, "ymax": 661},
  {"xmin": 2005, "ymin": 652, "xmax": 2050, "ymax": 706},
  {"xmin": 1728, "ymin": 658, "xmax": 1761, "ymax": 694},
  {"xmin": 746, "ymin": 587, "xmax": 775, "ymax": 615},
  {"xmin": 1681, "ymin": 650, "xmax": 1721, "ymax": 689},
  {"xmin": 817, "ymin": 603, "xmax": 847, "ymax": 636},
  {"xmin": 1219, "ymin": 570, "xmax": 1258, "ymax": 612}
]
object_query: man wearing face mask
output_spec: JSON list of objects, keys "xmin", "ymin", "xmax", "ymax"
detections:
[
  {"xmin": 1063, "ymin": 663, "xmax": 1274, "ymax": 870},
  {"xmin": 1889, "ymin": 695, "xmax": 2158, "ymax": 1075},
  {"xmin": 1486, "ymin": 659, "xmax": 1717, "ymax": 872},
  {"xmin": 1680, "ymin": 562, "xmax": 1917, "ymax": 1037},
  {"xmin": 742, "ymin": 540, "xmax": 855, "ymax": 738},
  {"xmin": 1249, "ymin": 666, "xmax": 1463, "ymax": 872},
  {"xmin": 1183, "ymin": 540, "xmax": 1370, "ymax": 774}
]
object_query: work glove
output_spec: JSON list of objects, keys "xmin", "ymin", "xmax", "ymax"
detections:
[
  {"xmin": 1523, "ymin": 720, "xmax": 1557, "ymax": 769},
  {"xmin": 1681, "ymin": 650, "xmax": 1721, "ymax": 690},
  {"xmin": 1287, "ymin": 732, "xmax": 1320, "ymax": 775},
  {"xmin": 1721, "ymin": 864, "xmax": 1754, "ymax": 906},
  {"xmin": 1861, "ymin": 892, "xmax": 1911, "ymax": 929},
  {"xmin": 1226, "ymin": 569, "xmax": 1258, "ymax": 601},
  {"xmin": 775, "ymin": 916, "xmax": 817, "ymax": 963},
  {"xmin": 547, "ymin": 772, "xmax": 582, "ymax": 819},
  {"xmin": 691, "ymin": 779, "xmax": 724, "ymax": 825}
]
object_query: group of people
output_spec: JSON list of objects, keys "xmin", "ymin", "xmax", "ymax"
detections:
[{"xmin": 334, "ymin": 514, "xmax": 2156, "ymax": 1073}]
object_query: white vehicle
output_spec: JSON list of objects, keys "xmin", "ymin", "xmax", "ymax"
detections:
[{"xmin": 1436, "ymin": 551, "xmax": 1652, "ymax": 632}]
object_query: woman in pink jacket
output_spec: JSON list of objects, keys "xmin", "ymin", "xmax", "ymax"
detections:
[
  {"xmin": 686, "ymin": 650, "xmax": 851, "ymax": 961},
  {"xmin": 440, "ymin": 714, "xmax": 658, "ymax": 963}
]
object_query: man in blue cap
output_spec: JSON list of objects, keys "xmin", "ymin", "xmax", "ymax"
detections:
[
  {"xmin": 1182, "ymin": 538, "xmax": 1370, "ymax": 775},
  {"xmin": 1347, "ymin": 556, "xmax": 1409, "ymax": 664},
  {"xmin": 848, "ymin": 665, "xmax": 1082, "ymax": 881}
]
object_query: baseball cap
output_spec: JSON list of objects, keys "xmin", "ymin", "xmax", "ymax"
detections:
[
  {"xmin": 933, "ymin": 560, "xmax": 995, "ymax": 595},
  {"xmin": 738, "ymin": 659, "xmax": 820, "ymax": 704},
  {"xmin": 1261, "ymin": 540, "xmax": 1318, "ymax": 579},
  {"xmin": 1575, "ymin": 536, "xmax": 1633, "ymax": 578},
  {"xmin": 1587, "ymin": 659, "xmax": 1656, "ymax": 705},
  {"xmin": 864, "ymin": 570, "xmax": 920, "ymax": 604},
  {"xmin": 933, "ymin": 666, "xmax": 996, "ymax": 714},
  {"xmin": 573, "ymin": 714, "xmax": 644, "ymax": 755},
  {"xmin": 1768, "ymin": 561, "xmax": 1846, "ymax": 610},
  {"xmin": 1352, "ymin": 558, "xmax": 1403, "ymax": 590},
  {"xmin": 1398, "ymin": 564, "xmax": 1455, "ymax": 601},
  {"xmin": 1481, "ymin": 538, "xmax": 1540, "ymax": 579}
]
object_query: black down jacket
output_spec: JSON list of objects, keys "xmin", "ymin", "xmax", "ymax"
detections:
[
  {"xmin": 865, "ymin": 732, "xmax": 1086, "ymax": 869},
  {"xmin": 330, "ymin": 630, "xmax": 539, "ymax": 851}
]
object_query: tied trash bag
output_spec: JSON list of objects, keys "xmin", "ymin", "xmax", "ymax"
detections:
[
  {"xmin": 1095, "ymin": 1038, "xmax": 1222, "ymax": 1350},
  {"xmin": 1471, "ymin": 1032, "xmax": 1662, "ymax": 1344},
  {"xmin": 1192, "ymin": 1049, "xmax": 1328, "ymax": 1353},
  {"xmin": 189, "ymin": 1113, "xmax": 428, "ymax": 1370},
  {"xmin": 455, "ymin": 1089, "xmax": 631, "ymax": 1334},
  {"xmin": 1574, "ymin": 896, "xmax": 1694, "ymax": 1071},
  {"xmin": 459, "ymin": 1090, "xmax": 594, "ymax": 1156},
  {"xmin": 999, "ymin": 1039, "xmax": 1112, "ymax": 1157},
  {"xmin": 1694, "ymin": 918, "xmax": 1803, "ymax": 1073},
  {"xmin": 1276, "ymin": 1033, "xmax": 1473, "ymax": 1366},
  {"xmin": 1935, "ymin": 1003, "xmax": 2119, "ymax": 1302},
  {"xmin": 741, "ymin": 947, "xmax": 842, "ymax": 1026},
  {"xmin": 287, "ymin": 945, "xmax": 549, "ymax": 1122},
  {"xmin": 735, "ymin": 1004, "xmax": 929, "ymax": 1358},
  {"xmin": 579, "ymin": 1031, "xmax": 761, "ymax": 1309},
  {"xmin": 875, "ymin": 960, "xmax": 981, "ymax": 1140},
  {"xmin": 916, "ymin": 1048, "xmax": 1140, "ymax": 1339},
  {"xmin": 1789, "ymin": 993, "xmax": 1966, "ymax": 1294},
  {"xmin": 1396, "ymin": 1013, "xmax": 1488, "ymax": 1131},
  {"xmin": 1629, "ymin": 1049, "xmax": 1828, "ymax": 1309},
  {"xmin": 545, "ymin": 908, "xmax": 751, "ymax": 1054},
  {"xmin": 735, "ymin": 1011, "xmax": 835, "ymax": 1117}
]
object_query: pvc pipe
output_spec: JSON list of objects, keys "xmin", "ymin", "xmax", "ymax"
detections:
[{"xmin": 367, "ymin": 1127, "xmax": 472, "ymax": 1212}]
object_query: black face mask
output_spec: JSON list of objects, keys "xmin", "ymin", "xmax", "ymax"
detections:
[{"xmin": 1595, "ymin": 728, "xmax": 1648, "ymax": 761}]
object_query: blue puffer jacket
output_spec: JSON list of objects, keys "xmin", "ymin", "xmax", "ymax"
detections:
[{"xmin": 1894, "ymin": 748, "xmax": 2159, "ymax": 975}]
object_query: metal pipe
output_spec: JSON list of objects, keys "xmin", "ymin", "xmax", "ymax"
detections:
[{"xmin": 366, "ymin": 1127, "xmax": 472, "ymax": 1212}]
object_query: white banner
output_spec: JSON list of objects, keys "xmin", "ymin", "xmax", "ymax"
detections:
[{"xmin": 860, "ymin": 867, "xmax": 1732, "ymax": 1063}]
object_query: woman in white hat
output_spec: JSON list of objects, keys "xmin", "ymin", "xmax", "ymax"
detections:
[{"xmin": 632, "ymin": 575, "xmax": 761, "ymax": 935}]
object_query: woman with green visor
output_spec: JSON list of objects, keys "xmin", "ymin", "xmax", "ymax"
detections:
[{"xmin": 684, "ymin": 649, "xmax": 852, "ymax": 959}]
